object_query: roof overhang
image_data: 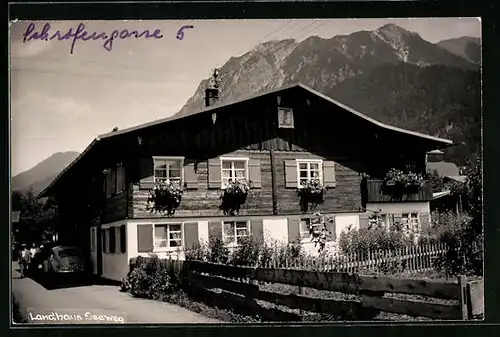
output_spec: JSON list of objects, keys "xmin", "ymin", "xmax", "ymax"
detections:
[
  {"xmin": 39, "ymin": 82, "xmax": 454, "ymax": 198},
  {"xmin": 432, "ymin": 190, "xmax": 452, "ymax": 200}
]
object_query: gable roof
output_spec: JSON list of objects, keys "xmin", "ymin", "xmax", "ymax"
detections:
[{"xmin": 39, "ymin": 82, "xmax": 454, "ymax": 198}]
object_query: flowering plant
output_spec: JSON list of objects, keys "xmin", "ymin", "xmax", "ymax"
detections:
[
  {"xmin": 384, "ymin": 168, "xmax": 424, "ymax": 187},
  {"xmin": 309, "ymin": 212, "xmax": 334, "ymax": 253},
  {"xmin": 220, "ymin": 179, "xmax": 250, "ymax": 215},
  {"xmin": 297, "ymin": 179, "xmax": 325, "ymax": 212},
  {"xmin": 147, "ymin": 180, "xmax": 184, "ymax": 216}
]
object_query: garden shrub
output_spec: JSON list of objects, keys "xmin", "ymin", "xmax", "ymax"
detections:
[
  {"xmin": 208, "ymin": 237, "xmax": 230, "ymax": 264},
  {"xmin": 419, "ymin": 211, "xmax": 482, "ymax": 276},
  {"xmin": 127, "ymin": 264, "xmax": 152, "ymax": 298},
  {"xmin": 231, "ymin": 235, "xmax": 261, "ymax": 266},
  {"xmin": 339, "ymin": 227, "xmax": 413, "ymax": 258},
  {"xmin": 125, "ymin": 254, "xmax": 181, "ymax": 300}
]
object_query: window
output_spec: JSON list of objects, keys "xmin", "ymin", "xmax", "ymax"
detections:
[
  {"xmin": 402, "ymin": 213, "xmax": 420, "ymax": 233},
  {"xmin": 154, "ymin": 224, "xmax": 182, "ymax": 249},
  {"xmin": 90, "ymin": 228, "xmax": 96, "ymax": 251},
  {"xmin": 368, "ymin": 214, "xmax": 389, "ymax": 230},
  {"xmin": 109, "ymin": 227, "xmax": 116, "ymax": 253},
  {"xmin": 300, "ymin": 219, "xmax": 311, "ymax": 240},
  {"xmin": 222, "ymin": 221, "xmax": 249, "ymax": 245},
  {"xmin": 278, "ymin": 107, "xmax": 294, "ymax": 128},
  {"xmin": 116, "ymin": 164, "xmax": 126, "ymax": 193},
  {"xmin": 154, "ymin": 157, "xmax": 183, "ymax": 183},
  {"xmin": 296, "ymin": 159, "xmax": 323, "ymax": 187},
  {"xmin": 221, "ymin": 158, "xmax": 248, "ymax": 188}
]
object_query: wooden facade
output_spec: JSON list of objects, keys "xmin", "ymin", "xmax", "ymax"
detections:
[{"xmin": 43, "ymin": 84, "xmax": 451, "ymax": 230}]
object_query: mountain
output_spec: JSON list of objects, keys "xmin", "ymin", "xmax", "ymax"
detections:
[
  {"xmin": 176, "ymin": 24, "xmax": 481, "ymax": 165},
  {"xmin": 329, "ymin": 63, "xmax": 481, "ymax": 166},
  {"xmin": 437, "ymin": 36, "xmax": 481, "ymax": 64},
  {"xmin": 12, "ymin": 151, "xmax": 80, "ymax": 195}
]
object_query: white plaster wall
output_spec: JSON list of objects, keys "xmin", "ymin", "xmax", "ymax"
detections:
[
  {"xmin": 101, "ymin": 253, "xmax": 128, "ymax": 281},
  {"xmin": 198, "ymin": 221, "xmax": 209, "ymax": 246},
  {"xmin": 367, "ymin": 202, "xmax": 430, "ymax": 214},
  {"xmin": 263, "ymin": 218, "xmax": 288, "ymax": 245},
  {"xmin": 335, "ymin": 214, "xmax": 360, "ymax": 239}
]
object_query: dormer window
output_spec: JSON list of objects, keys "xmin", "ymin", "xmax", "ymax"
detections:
[{"xmin": 278, "ymin": 107, "xmax": 294, "ymax": 129}]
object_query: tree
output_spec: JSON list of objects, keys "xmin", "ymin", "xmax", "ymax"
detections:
[
  {"xmin": 427, "ymin": 169, "xmax": 446, "ymax": 192},
  {"xmin": 12, "ymin": 189, "xmax": 57, "ymax": 244}
]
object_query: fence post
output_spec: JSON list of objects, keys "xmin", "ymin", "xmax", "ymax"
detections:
[{"xmin": 458, "ymin": 275, "xmax": 468, "ymax": 320}]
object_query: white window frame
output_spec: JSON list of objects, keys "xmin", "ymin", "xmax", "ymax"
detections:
[
  {"xmin": 152, "ymin": 223, "xmax": 184, "ymax": 252},
  {"xmin": 222, "ymin": 220, "xmax": 250, "ymax": 246},
  {"xmin": 153, "ymin": 156, "xmax": 185, "ymax": 184},
  {"xmin": 278, "ymin": 107, "xmax": 295, "ymax": 129},
  {"xmin": 296, "ymin": 159, "xmax": 323, "ymax": 188},
  {"xmin": 299, "ymin": 218, "xmax": 312, "ymax": 242},
  {"xmin": 369, "ymin": 213, "xmax": 390, "ymax": 230},
  {"xmin": 402, "ymin": 212, "xmax": 420, "ymax": 232},
  {"xmin": 220, "ymin": 157, "xmax": 249, "ymax": 189}
]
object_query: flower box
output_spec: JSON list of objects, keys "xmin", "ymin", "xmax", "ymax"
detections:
[
  {"xmin": 147, "ymin": 180, "xmax": 184, "ymax": 216},
  {"xmin": 220, "ymin": 180, "xmax": 250, "ymax": 215}
]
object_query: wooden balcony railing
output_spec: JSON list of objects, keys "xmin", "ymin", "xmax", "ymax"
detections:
[{"xmin": 365, "ymin": 178, "xmax": 433, "ymax": 203}]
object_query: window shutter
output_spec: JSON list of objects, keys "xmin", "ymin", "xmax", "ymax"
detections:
[
  {"xmin": 139, "ymin": 157, "xmax": 154, "ymax": 190},
  {"xmin": 420, "ymin": 213, "xmax": 430, "ymax": 232},
  {"xmin": 359, "ymin": 214, "xmax": 369, "ymax": 230},
  {"xmin": 101, "ymin": 229, "xmax": 107, "ymax": 253},
  {"xmin": 250, "ymin": 219, "xmax": 264, "ymax": 243},
  {"xmin": 248, "ymin": 159, "xmax": 262, "ymax": 188},
  {"xmin": 109, "ymin": 227, "xmax": 116, "ymax": 253},
  {"xmin": 184, "ymin": 163, "xmax": 198, "ymax": 189},
  {"xmin": 137, "ymin": 224, "xmax": 153, "ymax": 252},
  {"xmin": 208, "ymin": 221, "xmax": 222, "ymax": 241},
  {"xmin": 323, "ymin": 161, "xmax": 336, "ymax": 188},
  {"xmin": 287, "ymin": 218, "xmax": 300, "ymax": 243},
  {"xmin": 284, "ymin": 160, "xmax": 298, "ymax": 188},
  {"xmin": 116, "ymin": 166, "xmax": 126, "ymax": 193},
  {"xmin": 120, "ymin": 225, "xmax": 126, "ymax": 253},
  {"xmin": 208, "ymin": 158, "xmax": 221, "ymax": 189},
  {"xmin": 184, "ymin": 222, "xmax": 199, "ymax": 250},
  {"xmin": 326, "ymin": 216, "xmax": 336, "ymax": 241}
]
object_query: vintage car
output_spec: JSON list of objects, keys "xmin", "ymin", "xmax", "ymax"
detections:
[{"xmin": 43, "ymin": 245, "xmax": 89, "ymax": 277}]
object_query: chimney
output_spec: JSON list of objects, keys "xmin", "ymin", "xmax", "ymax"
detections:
[
  {"xmin": 204, "ymin": 88, "xmax": 219, "ymax": 108},
  {"xmin": 205, "ymin": 68, "xmax": 220, "ymax": 108}
]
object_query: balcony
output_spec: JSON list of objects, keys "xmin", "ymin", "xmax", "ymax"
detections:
[{"xmin": 365, "ymin": 178, "xmax": 433, "ymax": 203}]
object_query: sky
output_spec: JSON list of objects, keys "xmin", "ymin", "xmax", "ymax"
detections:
[{"xmin": 9, "ymin": 18, "xmax": 481, "ymax": 175}]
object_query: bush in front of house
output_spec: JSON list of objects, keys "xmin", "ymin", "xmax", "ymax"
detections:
[
  {"xmin": 419, "ymin": 211, "xmax": 482, "ymax": 276},
  {"xmin": 231, "ymin": 235, "xmax": 262, "ymax": 267},
  {"xmin": 124, "ymin": 254, "xmax": 180, "ymax": 300},
  {"xmin": 339, "ymin": 226, "xmax": 414, "ymax": 257}
]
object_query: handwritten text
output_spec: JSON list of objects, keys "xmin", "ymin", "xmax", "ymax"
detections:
[{"xmin": 21, "ymin": 22, "xmax": 193, "ymax": 54}]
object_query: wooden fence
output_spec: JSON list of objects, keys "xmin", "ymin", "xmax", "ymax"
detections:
[
  {"xmin": 248, "ymin": 242, "xmax": 451, "ymax": 274},
  {"xmin": 129, "ymin": 256, "xmax": 484, "ymax": 322}
]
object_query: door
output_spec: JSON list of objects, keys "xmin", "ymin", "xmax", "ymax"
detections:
[{"xmin": 96, "ymin": 225, "xmax": 103, "ymax": 276}]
